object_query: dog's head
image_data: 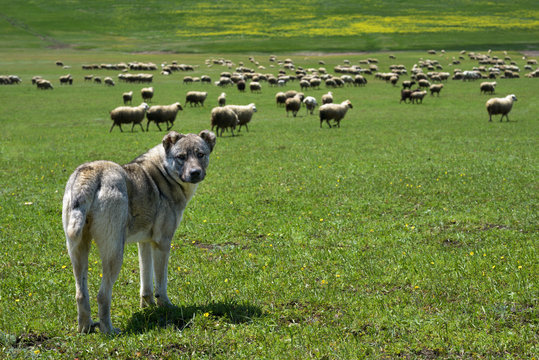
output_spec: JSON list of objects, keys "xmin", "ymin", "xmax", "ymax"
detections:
[{"xmin": 162, "ymin": 130, "xmax": 216, "ymax": 184}]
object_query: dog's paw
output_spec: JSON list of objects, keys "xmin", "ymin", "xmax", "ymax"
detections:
[
  {"xmin": 99, "ymin": 322, "xmax": 121, "ymax": 335},
  {"xmin": 78, "ymin": 320, "xmax": 98, "ymax": 334},
  {"xmin": 156, "ymin": 296, "xmax": 173, "ymax": 308},
  {"xmin": 140, "ymin": 294, "xmax": 156, "ymax": 308}
]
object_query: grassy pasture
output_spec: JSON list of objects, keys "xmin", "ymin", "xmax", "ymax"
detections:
[
  {"xmin": 1, "ymin": 0, "xmax": 539, "ymax": 52},
  {"xmin": 0, "ymin": 48, "xmax": 538, "ymax": 358}
]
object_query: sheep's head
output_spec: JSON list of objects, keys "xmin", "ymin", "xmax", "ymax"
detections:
[
  {"xmin": 509, "ymin": 94, "xmax": 517, "ymax": 102},
  {"xmin": 250, "ymin": 104, "xmax": 257, "ymax": 112},
  {"xmin": 344, "ymin": 100, "xmax": 353, "ymax": 109},
  {"xmin": 141, "ymin": 102, "xmax": 149, "ymax": 110}
]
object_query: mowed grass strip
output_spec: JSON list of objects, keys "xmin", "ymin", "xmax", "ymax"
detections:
[{"xmin": 0, "ymin": 49, "xmax": 537, "ymax": 358}]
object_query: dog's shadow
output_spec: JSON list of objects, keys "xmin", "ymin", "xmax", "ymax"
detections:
[{"xmin": 124, "ymin": 300, "xmax": 262, "ymax": 334}]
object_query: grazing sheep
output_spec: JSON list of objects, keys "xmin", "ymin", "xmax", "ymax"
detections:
[
  {"xmin": 285, "ymin": 95, "xmax": 302, "ymax": 117},
  {"xmin": 480, "ymin": 81, "xmax": 496, "ymax": 95},
  {"xmin": 462, "ymin": 70, "xmax": 481, "ymax": 81},
  {"xmin": 237, "ymin": 80, "xmax": 246, "ymax": 92},
  {"xmin": 109, "ymin": 102, "xmax": 149, "ymax": 132},
  {"xmin": 303, "ymin": 96, "xmax": 318, "ymax": 115},
  {"xmin": 300, "ymin": 79, "xmax": 310, "ymax": 91},
  {"xmin": 400, "ymin": 89, "xmax": 413, "ymax": 103},
  {"xmin": 275, "ymin": 92, "xmax": 287, "ymax": 107},
  {"xmin": 410, "ymin": 90, "xmax": 427, "ymax": 104},
  {"xmin": 211, "ymin": 106, "xmax": 239, "ymax": 136},
  {"xmin": 185, "ymin": 91, "xmax": 208, "ymax": 107},
  {"xmin": 310, "ymin": 78, "xmax": 321, "ymax": 89},
  {"xmin": 225, "ymin": 103, "xmax": 257, "ymax": 132},
  {"xmin": 104, "ymin": 77, "xmax": 115, "ymax": 86},
  {"xmin": 36, "ymin": 79, "xmax": 53, "ymax": 90},
  {"xmin": 429, "ymin": 84, "xmax": 444, "ymax": 96},
  {"xmin": 354, "ymin": 75, "xmax": 367, "ymax": 86},
  {"xmin": 84, "ymin": 75, "xmax": 93, "ymax": 82},
  {"xmin": 250, "ymin": 81, "xmax": 261, "ymax": 93},
  {"xmin": 93, "ymin": 77, "xmax": 102, "ymax": 84},
  {"xmin": 321, "ymin": 91, "xmax": 333, "ymax": 104},
  {"xmin": 319, "ymin": 100, "xmax": 353, "ymax": 128},
  {"xmin": 122, "ymin": 91, "xmax": 133, "ymax": 105},
  {"xmin": 402, "ymin": 80, "xmax": 415, "ymax": 89},
  {"xmin": 390, "ymin": 75, "xmax": 399, "ymax": 86},
  {"xmin": 59, "ymin": 74, "xmax": 73, "ymax": 85},
  {"xmin": 32, "ymin": 76, "xmax": 43, "ymax": 85},
  {"xmin": 146, "ymin": 102, "xmax": 183, "ymax": 131},
  {"xmin": 418, "ymin": 79, "xmax": 431, "ymax": 88},
  {"xmin": 486, "ymin": 94, "xmax": 517, "ymax": 122},
  {"xmin": 141, "ymin": 87, "xmax": 154, "ymax": 103},
  {"xmin": 218, "ymin": 92, "xmax": 226, "ymax": 107},
  {"xmin": 201, "ymin": 75, "xmax": 212, "ymax": 84}
]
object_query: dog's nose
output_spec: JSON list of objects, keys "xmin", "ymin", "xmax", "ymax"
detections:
[{"xmin": 190, "ymin": 169, "xmax": 202, "ymax": 180}]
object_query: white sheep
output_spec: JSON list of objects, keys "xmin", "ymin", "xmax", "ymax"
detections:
[
  {"xmin": 36, "ymin": 79, "xmax": 53, "ymax": 90},
  {"xmin": 429, "ymin": 84, "xmax": 444, "ymax": 96},
  {"xmin": 59, "ymin": 74, "xmax": 73, "ymax": 85},
  {"xmin": 211, "ymin": 106, "xmax": 239, "ymax": 137},
  {"xmin": 146, "ymin": 102, "xmax": 183, "ymax": 131},
  {"xmin": 225, "ymin": 103, "xmax": 257, "ymax": 132},
  {"xmin": 410, "ymin": 90, "xmax": 427, "ymax": 104},
  {"xmin": 486, "ymin": 94, "xmax": 517, "ymax": 122},
  {"xmin": 104, "ymin": 77, "xmax": 115, "ymax": 86},
  {"xmin": 141, "ymin": 87, "xmax": 154, "ymax": 102},
  {"xmin": 285, "ymin": 95, "xmax": 302, "ymax": 117},
  {"xmin": 418, "ymin": 79, "xmax": 431, "ymax": 88},
  {"xmin": 480, "ymin": 82, "xmax": 496, "ymax": 95},
  {"xmin": 275, "ymin": 92, "xmax": 286, "ymax": 107},
  {"xmin": 218, "ymin": 92, "xmax": 226, "ymax": 107},
  {"xmin": 250, "ymin": 81, "xmax": 261, "ymax": 93},
  {"xmin": 122, "ymin": 91, "xmax": 133, "ymax": 105},
  {"xmin": 319, "ymin": 100, "xmax": 353, "ymax": 128},
  {"xmin": 109, "ymin": 102, "xmax": 149, "ymax": 132},
  {"xmin": 303, "ymin": 96, "xmax": 318, "ymax": 115},
  {"xmin": 185, "ymin": 91, "xmax": 208, "ymax": 107},
  {"xmin": 321, "ymin": 91, "xmax": 333, "ymax": 104}
]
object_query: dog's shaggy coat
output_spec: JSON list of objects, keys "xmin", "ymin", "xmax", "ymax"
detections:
[{"xmin": 62, "ymin": 131, "xmax": 216, "ymax": 334}]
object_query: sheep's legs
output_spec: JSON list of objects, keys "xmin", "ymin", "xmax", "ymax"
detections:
[{"xmin": 131, "ymin": 123, "xmax": 144, "ymax": 132}]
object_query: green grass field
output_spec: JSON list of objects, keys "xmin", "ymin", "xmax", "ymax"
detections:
[
  {"xmin": 0, "ymin": 1, "xmax": 538, "ymax": 358},
  {"xmin": 0, "ymin": 48, "xmax": 537, "ymax": 358},
  {"xmin": 1, "ymin": 0, "xmax": 538, "ymax": 52}
]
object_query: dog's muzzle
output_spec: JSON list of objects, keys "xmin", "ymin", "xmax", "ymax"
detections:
[{"xmin": 182, "ymin": 168, "xmax": 204, "ymax": 183}]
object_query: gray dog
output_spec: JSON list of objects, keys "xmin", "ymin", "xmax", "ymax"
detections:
[{"xmin": 62, "ymin": 130, "xmax": 216, "ymax": 334}]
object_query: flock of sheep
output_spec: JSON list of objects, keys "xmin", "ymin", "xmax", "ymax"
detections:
[{"xmin": 2, "ymin": 50, "xmax": 536, "ymax": 133}]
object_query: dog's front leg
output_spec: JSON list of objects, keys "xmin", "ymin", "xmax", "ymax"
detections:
[
  {"xmin": 138, "ymin": 242, "xmax": 155, "ymax": 307},
  {"xmin": 152, "ymin": 241, "xmax": 172, "ymax": 307}
]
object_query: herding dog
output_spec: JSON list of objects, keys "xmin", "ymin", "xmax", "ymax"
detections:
[{"xmin": 62, "ymin": 130, "xmax": 216, "ymax": 334}]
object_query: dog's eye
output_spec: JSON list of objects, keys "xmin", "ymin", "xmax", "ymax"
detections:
[
  {"xmin": 197, "ymin": 152, "xmax": 205, "ymax": 159},
  {"xmin": 177, "ymin": 154, "xmax": 187, "ymax": 161}
]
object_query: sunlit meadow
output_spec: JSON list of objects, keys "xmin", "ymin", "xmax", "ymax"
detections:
[{"xmin": 0, "ymin": 0, "xmax": 538, "ymax": 358}]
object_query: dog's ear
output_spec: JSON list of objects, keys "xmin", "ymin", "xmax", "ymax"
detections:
[
  {"xmin": 162, "ymin": 131, "xmax": 185, "ymax": 152},
  {"xmin": 198, "ymin": 130, "xmax": 216, "ymax": 153}
]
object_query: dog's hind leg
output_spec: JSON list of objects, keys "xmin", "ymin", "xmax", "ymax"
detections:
[
  {"xmin": 138, "ymin": 242, "xmax": 155, "ymax": 307},
  {"xmin": 66, "ymin": 230, "xmax": 95, "ymax": 333},
  {"xmin": 96, "ymin": 232, "xmax": 125, "ymax": 335}
]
